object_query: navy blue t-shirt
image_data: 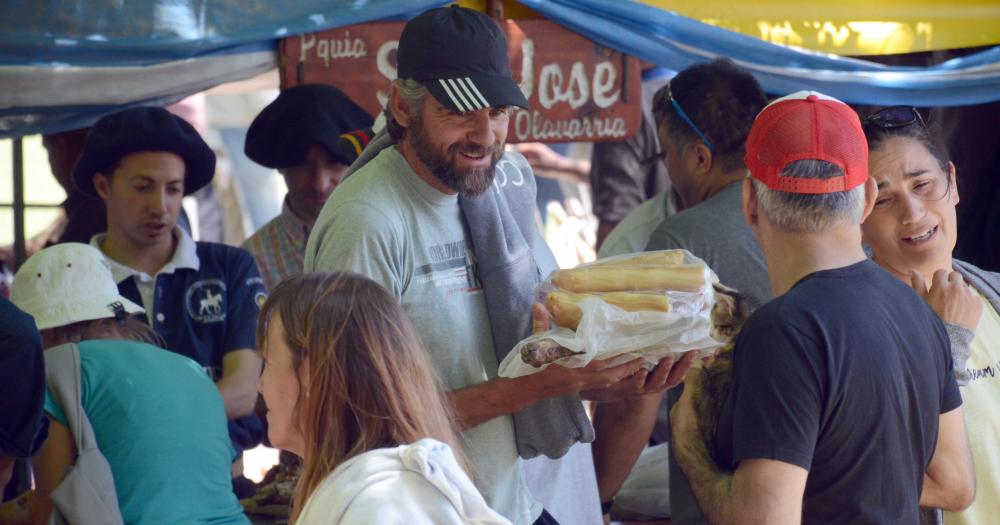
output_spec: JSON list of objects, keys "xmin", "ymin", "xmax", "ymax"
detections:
[
  {"xmin": 117, "ymin": 241, "xmax": 266, "ymax": 453},
  {"xmin": 714, "ymin": 260, "xmax": 961, "ymax": 524}
]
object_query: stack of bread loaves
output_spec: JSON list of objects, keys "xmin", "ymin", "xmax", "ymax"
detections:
[
  {"xmin": 499, "ymin": 250, "xmax": 746, "ymax": 377},
  {"xmin": 545, "ymin": 250, "xmax": 704, "ymax": 331}
]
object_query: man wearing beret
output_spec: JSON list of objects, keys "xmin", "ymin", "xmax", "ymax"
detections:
[
  {"xmin": 305, "ymin": 6, "xmax": 695, "ymax": 524},
  {"xmin": 242, "ymin": 84, "xmax": 373, "ymax": 291},
  {"xmin": 73, "ymin": 106, "xmax": 266, "ymax": 494}
]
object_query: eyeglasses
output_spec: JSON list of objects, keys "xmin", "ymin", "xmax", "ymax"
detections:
[
  {"xmin": 654, "ymin": 82, "xmax": 714, "ymax": 152},
  {"xmin": 862, "ymin": 106, "xmax": 928, "ymax": 131},
  {"xmin": 872, "ymin": 173, "xmax": 951, "ymax": 214}
]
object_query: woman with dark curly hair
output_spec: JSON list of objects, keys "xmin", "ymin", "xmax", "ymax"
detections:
[{"xmin": 862, "ymin": 107, "xmax": 999, "ymax": 524}]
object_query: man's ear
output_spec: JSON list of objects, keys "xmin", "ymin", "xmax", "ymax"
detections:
[
  {"xmin": 742, "ymin": 176, "xmax": 758, "ymax": 226},
  {"xmin": 691, "ymin": 142, "xmax": 713, "ymax": 175},
  {"xmin": 388, "ymin": 82, "xmax": 413, "ymax": 129},
  {"xmin": 859, "ymin": 176, "xmax": 878, "ymax": 222},
  {"xmin": 93, "ymin": 173, "xmax": 111, "ymax": 201}
]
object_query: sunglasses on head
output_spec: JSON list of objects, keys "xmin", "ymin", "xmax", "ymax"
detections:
[
  {"xmin": 654, "ymin": 82, "xmax": 715, "ymax": 152},
  {"xmin": 862, "ymin": 106, "xmax": 929, "ymax": 130}
]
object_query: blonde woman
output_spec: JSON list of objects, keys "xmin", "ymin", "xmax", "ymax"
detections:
[{"xmin": 256, "ymin": 272, "xmax": 509, "ymax": 524}]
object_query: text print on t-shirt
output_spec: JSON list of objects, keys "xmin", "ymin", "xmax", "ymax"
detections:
[
  {"xmin": 968, "ymin": 361, "xmax": 999, "ymax": 382},
  {"xmin": 415, "ymin": 240, "xmax": 483, "ymax": 294}
]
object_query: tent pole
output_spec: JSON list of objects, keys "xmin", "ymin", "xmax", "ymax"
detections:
[{"xmin": 12, "ymin": 138, "xmax": 26, "ymax": 268}]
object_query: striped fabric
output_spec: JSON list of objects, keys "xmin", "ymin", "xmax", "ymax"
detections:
[{"xmin": 241, "ymin": 199, "xmax": 310, "ymax": 292}]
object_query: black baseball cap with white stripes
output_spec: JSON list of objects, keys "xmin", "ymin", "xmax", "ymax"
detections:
[{"xmin": 397, "ymin": 5, "xmax": 530, "ymax": 113}]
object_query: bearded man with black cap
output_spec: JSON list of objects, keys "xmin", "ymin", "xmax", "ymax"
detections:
[
  {"xmin": 242, "ymin": 84, "xmax": 373, "ymax": 290},
  {"xmin": 74, "ymin": 106, "xmax": 267, "ymax": 495},
  {"xmin": 305, "ymin": 6, "xmax": 694, "ymax": 525},
  {"xmin": 670, "ymin": 92, "xmax": 975, "ymax": 523}
]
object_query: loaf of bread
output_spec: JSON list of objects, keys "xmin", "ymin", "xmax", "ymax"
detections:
[
  {"xmin": 546, "ymin": 289, "xmax": 671, "ymax": 330},
  {"xmin": 589, "ymin": 250, "xmax": 685, "ymax": 268},
  {"xmin": 514, "ymin": 250, "xmax": 745, "ymax": 372},
  {"xmin": 551, "ymin": 264, "xmax": 706, "ymax": 294}
]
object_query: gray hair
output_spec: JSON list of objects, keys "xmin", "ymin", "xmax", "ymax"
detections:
[
  {"xmin": 385, "ymin": 79, "xmax": 430, "ymax": 140},
  {"xmin": 752, "ymin": 160, "xmax": 865, "ymax": 233}
]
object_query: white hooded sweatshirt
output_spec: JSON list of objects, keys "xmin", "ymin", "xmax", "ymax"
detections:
[{"xmin": 296, "ymin": 439, "xmax": 512, "ymax": 525}]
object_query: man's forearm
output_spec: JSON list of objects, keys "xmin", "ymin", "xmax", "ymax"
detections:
[
  {"xmin": 448, "ymin": 375, "xmax": 555, "ymax": 431},
  {"xmin": 557, "ymin": 157, "xmax": 591, "ymax": 181},
  {"xmin": 591, "ymin": 393, "xmax": 661, "ymax": 501},
  {"xmin": 920, "ymin": 407, "xmax": 976, "ymax": 512},
  {"xmin": 218, "ymin": 349, "xmax": 263, "ymax": 420},
  {"xmin": 676, "ymin": 436, "xmax": 807, "ymax": 525},
  {"xmin": 449, "ymin": 355, "xmax": 648, "ymax": 431},
  {"xmin": 921, "ymin": 473, "xmax": 972, "ymax": 511},
  {"xmin": 216, "ymin": 378, "xmax": 257, "ymax": 419},
  {"xmin": 673, "ymin": 432, "xmax": 739, "ymax": 525}
]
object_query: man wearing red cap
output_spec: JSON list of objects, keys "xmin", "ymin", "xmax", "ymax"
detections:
[{"xmin": 670, "ymin": 92, "xmax": 974, "ymax": 523}]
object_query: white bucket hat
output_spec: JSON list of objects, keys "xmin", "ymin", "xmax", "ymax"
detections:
[{"xmin": 11, "ymin": 243, "xmax": 144, "ymax": 331}]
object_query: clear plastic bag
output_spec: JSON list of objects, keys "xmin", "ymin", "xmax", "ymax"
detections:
[{"xmin": 499, "ymin": 249, "xmax": 730, "ymax": 378}]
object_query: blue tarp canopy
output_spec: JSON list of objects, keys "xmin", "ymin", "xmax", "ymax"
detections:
[{"xmin": 2, "ymin": 0, "xmax": 1000, "ymax": 138}]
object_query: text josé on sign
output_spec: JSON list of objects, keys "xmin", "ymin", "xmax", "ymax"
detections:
[{"xmin": 280, "ymin": 19, "xmax": 642, "ymax": 143}]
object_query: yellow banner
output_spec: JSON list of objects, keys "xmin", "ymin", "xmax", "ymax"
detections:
[
  {"xmin": 635, "ymin": 0, "xmax": 1000, "ymax": 55},
  {"xmin": 458, "ymin": 0, "xmax": 1000, "ymax": 56}
]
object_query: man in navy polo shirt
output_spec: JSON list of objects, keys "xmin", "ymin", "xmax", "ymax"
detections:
[{"xmin": 73, "ymin": 106, "xmax": 265, "ymax": 493}]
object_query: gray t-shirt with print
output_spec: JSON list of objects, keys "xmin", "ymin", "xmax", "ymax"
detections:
[{"xmin": 304, "ymin": 146, "xmax": 541, "ymax": 525}]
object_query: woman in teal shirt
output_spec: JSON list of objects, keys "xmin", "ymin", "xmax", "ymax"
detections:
[{"xmin": 11, "ymin": 243, "xmax": 247, "ymax": 525}]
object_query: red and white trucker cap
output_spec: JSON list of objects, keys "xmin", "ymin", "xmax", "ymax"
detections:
[{"xmin": 745, "ymin": 91, "xmax": 868, "ymax": 194}]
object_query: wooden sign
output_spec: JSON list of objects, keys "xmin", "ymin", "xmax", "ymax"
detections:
[{"xmin": 279, "ymin": 19, "xmax": 641, "ymax": 143}]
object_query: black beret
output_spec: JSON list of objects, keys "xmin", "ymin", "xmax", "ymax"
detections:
[
  {"xmin": 0, "ymin": 297, "xmax": 49, "ymax": 458},
  {"xmin": 73, "ymin": 106, "xmax": 215, "ymax": 198},
  {"xmin": 245, "ymin": 84, "xmax": 374, "ymax": 169}
]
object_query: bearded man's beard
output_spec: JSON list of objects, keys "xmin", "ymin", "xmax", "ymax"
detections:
[{"xmin": 408, "ymin": 114, "xmax": 504, "ymax": 198}]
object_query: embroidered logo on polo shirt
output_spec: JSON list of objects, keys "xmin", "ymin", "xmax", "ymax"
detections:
[{"xmin": 186, "ymin": 279, "xmax": 227, "ymax": 323}]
